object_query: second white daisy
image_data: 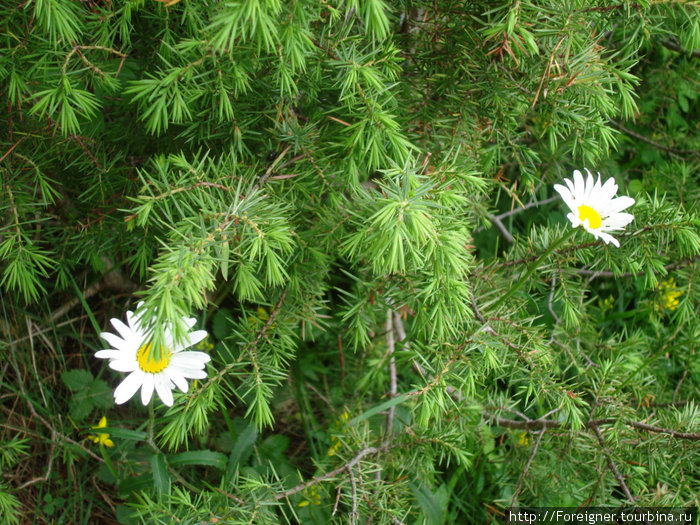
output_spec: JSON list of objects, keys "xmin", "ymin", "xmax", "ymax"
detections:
[
  {"xmin": 553, "ymin": 169, "xmax": 635, "ymax": 247},
  {"xmin": 95, "ymin": 303, "xmax": 211, "ymax": 407}
]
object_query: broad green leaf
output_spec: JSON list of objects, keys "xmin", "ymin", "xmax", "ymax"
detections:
[
  {"xmin": 150, "ymin": 453, "xmax": 170, "ymax": 493},
  {"xmin": 226, "ymin": 423, "xmax": 258, "ymax": 481},
  {"xmin": 169, "ymin": 450, "xmax": 227, "ymax": 470},
  {"xmin": 118, "ymin": 474, "xmax": 153, "ymax": 496},
  {"xmin": 350, "ymin": 393, "xmax": 409, "ymax": 425},
  {"xmin": 61, "ymin": 369, "xmax": 94, "ymax": 392},
  {"xmin": 213, "ymin": 308, "xmax": 233, "ymax": 340},
  {"xmin": 408, "ymin": 481, "xmax": 448, "ymax": 525},
  {"xmin": 88, "ymin": 379, "xmax": 113, "ymax": 410},
  {"xmin": 100, "ymin": 427, "xmax": 147, "ymax": 441}
]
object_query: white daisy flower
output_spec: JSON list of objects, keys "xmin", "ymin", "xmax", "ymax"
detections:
[
  {"xmin": 95, "ymin": 303, "xmax": 210, "ymax": 407},
  {"xmin": 553, "ymin": 169, "xmax": 635, "ymax": 248}
]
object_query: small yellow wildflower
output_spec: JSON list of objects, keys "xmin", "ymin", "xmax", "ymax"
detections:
[
  {"xmin": 654, "ymin": 277, "xmax": 683, "ymax": 313},
  {"xmin": 247, "ymin": 307, "xmax": 274, "ymax": 331},
  {"xmin": 298, "ymin": 484, "xmax": 321, "ymax": 507},
  {"xmin": 327, "ymin": 438, "xmax": 342, "ymax": 457},
  {"xmin": 516, "ymin": 432, "xmax": 531, "ymax": 447},
  {"xmin": 89, "ymin": 416, "xmax": 114, "ymax": 447},
  {"xmin": 196, "ymin": 336, "xmax": 215, "ymax": 352},
  {"xmin": 598, "ymin": 294, "xmax": 614, "ymax": 311},
  {"xmin": 327, "ymin": 411, "xmax": 350, "ymax": 457}
]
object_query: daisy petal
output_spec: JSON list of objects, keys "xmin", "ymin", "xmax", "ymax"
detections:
[
  {"xmin": 154, "ymin": 375, "xmax": 174, "ymax": 407},
  {"xmin": 573, "ymin": 170, "xmax": 585, "ymax": 196},
  {"xmin": 109, "ymin": 359, "xmax": 138, "ymax": 373},
  {"xmin": 174, "ymin": 330, "xmax": 208, "ymax": 352},
  {"xmin": 114, "ymin": 371, "xmax": 145, "ymax": 405},
  {"xmin": 173, "ymin": 350, "xmax": 211, "ymax": 363},
  {"xmin": 141, "ymin": 373, "xmax": 155, "ymax": 405},
  {"xmin": 100, "ymin": 332, "xmax": 132, "ymax": 353},
  {"xmin": 583, "ymin": 170, "xmax": 595, "ymax": 201},
  {"xmin": 566, "ymin": 212, "xmax": 582, "ymax": 228},
  {"xmin": 110, "ymin": 318, "xmax": 134, "ymax": 342},
  {"xmin": 165, "ymin": 369, "xmax": 189, "ymax": 393},
  {"xmin": 553, "ymin": 184, "xmax": 577, "ymax": 214},
  {"xmin": 604, "ymin": 212, "xmax": 634, "ymax": 229},
  {"xmin": 597, "ymin": 231, "xmax": 620, "ymax": 247},
  {"xmin": 126, "ymin": 310, "xmax": 147, "ymax": 337},
  {"xmin": 95, "ymin": 349, "xmax": 123, "ymax": 360},
  {"xmin": 564, "ymin": 177, "xmax": 576, "ymax": 196},
  {"xmin": 176, "ymin": 368, "xmax": 207, "ymax": 380},
  {"xmin": 599, "ymin": 177, "xmax": 618, "ymax": 202},
  {"xmin": 171, "ymin": 356, "xmax": 209, "ymax": 371},
  {"xmin": 604, "ymin": 196, "xmax": 635, "ymax": 215}
]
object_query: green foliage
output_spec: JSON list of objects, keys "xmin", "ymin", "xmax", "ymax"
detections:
[
  {"xmin": 1, "ymin": 0, "xmax": 699, "ymax": 523},
  {"xmin": 61, "ymin": 369, "xmax": 113, "ymax": 422},
  {"xmin": 0, "ymin": 437, "xmax": 28, "ymax": 525}
]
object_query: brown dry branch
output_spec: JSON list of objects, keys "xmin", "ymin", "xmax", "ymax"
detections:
[
  {"xmin": 591, "ymin": 425, "xmax": 636, "ymax": 503},
  {"xmin": 274, "ymin": 445, "xmax": 386, "ymax": 500},
  {"xmin": 484, "ymin": 412, "xmax": 700, "ymax": 440},
  {"xmin": 609, "ymin": 119, "xmax": 700, "ymax": 157},
  {"xmin": 511, "ymin": 428, "xmax": 546, "ymax": 506},
  {"xmin": 385, "ymin": 309, "xmax": 397, "ymax": 443}
]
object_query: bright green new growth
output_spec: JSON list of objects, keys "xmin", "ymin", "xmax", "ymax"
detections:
[{"xmin": 1, "ymin": 0, "xmax": 699, "ymax": 523}]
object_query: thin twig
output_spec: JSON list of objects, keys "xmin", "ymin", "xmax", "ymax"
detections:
[
  {"xmin": 485, "ymin": 412, "xmax": 700, "ymax": 440},
  {"xmin": 17, "ymin": 435, "xmax": 54, "ymax": 489},
  {"xmin": 6, "ymin": 349, "xmax": 104, "ymax": 463},
  {"xmin": 497, "ymin": 64, "xmax": 535, "ymax": 96},
  {"xmin": 385, "ymin": 310, "xmax": 397, "ymax": 443},
  {"xmin": 92, "ymin": 478, "xmax": 117, "ymax": 515},
  {"xmin": 591, "ymin": 425, "xmax": 635, "ymax": 503},
  {"xmin": 248, "ymin": 146, "xmax": 291, "ymax": 196},
  {"xmin": 393, "ymin": 311, "xmax": 428, "ymax": 379},
  {"xmin": 25, "ymin": 317, "xmax": 48, "ymax": 407},
  {"xmin": 486, "ymin": 213, "xmax": 515, "ymax": 244},
  {"xmin": 62, "ymin": 45, "xmax": 127, "ymax": 76},
  {"xmin": 659, "ymin": 38, "xmax": 700, "ymax": 60},
  {"xmin": 511, "ymin": 428, "xmax": 546, "ymax": 505},
  {"xmin": 0, "ymin": 137, "xmax": 28, "ymax": 164},
  {"xmin": 609, "ymin": 119, "xmax": 699, "ymax": 157},
  {"xmin": 274, "ymin": 445, "xmax": 385, "ymax": 500},
  {"xmin": 574, "ymin": 257, "xmax": 698, "ymax": 279},
  {"xmin": 394, "ymin": 310, "xmax": 463, "ymax": 400},
  {"xmin": 475, "ymin": 195, "xmax": 559, "ymax": 237},
  {"xmin": 51, "ymin": 258, "xmax": 137, "ymax": 321},
  {"xmin": 494, "ymin": 195, "xmax": 560, "ymax": 221},
  {"xmin": 348, "ymin": 466, "xmax": 358, "ymax": 525},
  {"xmin": 467, "ymin": 284, "xmax": 489, "ymax": 328},
  {"xmin": 331, "ymin": 482, "xmax": 344, "ymax": 516},
  {"xmin": 213, "ymin": 487, "xmax": 245, "ymax": 505},
  {"xmin": 579, "ymin": 3, "xmax": 641, "ymax": 12},
  {"xmin": 547, "ymin": 274, "xmax": 562, "ymax": 326},
  {"xmin": 626, "ymin": 420, "xmax": 699, "ymax": 440},
  {"xmin": 532, "ymin": 36, "xmax": 567, "ymax": 108},
  {"xmin": 551, "ymin": 338, "xmax": 599, "ymax": 368},
  {"xmin": 673, "ymin": 370, "xmax": 687, "ymax": 404},
  {"xmin": 196, "ymin": 288, "xmax": 288, "ymax": 393},
  {"xmin": 9, "ymin": 315, "xmax": 89, "ymax": 346}
]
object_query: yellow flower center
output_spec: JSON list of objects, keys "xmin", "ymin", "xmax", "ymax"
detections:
[
  {"xmin": 136, "ymin": 343, "xmax": 171, "ymax": 374},
  {"xmin": 578, "ymin": 205, "xmax": 602, "ymax": 229}
]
